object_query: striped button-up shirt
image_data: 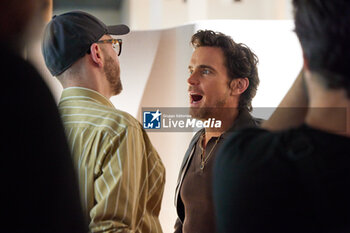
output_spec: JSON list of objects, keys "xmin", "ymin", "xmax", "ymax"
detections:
[{"xmin": 59, "ymin": 87, "xmax": 165, "ymax": 233}]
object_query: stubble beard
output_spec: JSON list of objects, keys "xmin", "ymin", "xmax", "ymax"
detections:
[
  {"xmin": 190, "ymin": 98, "xmax": 227, "ymax": 120},
  {"xmin": 104, "ymin": 55, "xmax": 123, "ymax": 96}
]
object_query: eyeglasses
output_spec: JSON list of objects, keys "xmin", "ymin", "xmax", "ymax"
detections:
[{"xmin": 94, "ymin": 39, "xmax": 123, "ymax": 56}]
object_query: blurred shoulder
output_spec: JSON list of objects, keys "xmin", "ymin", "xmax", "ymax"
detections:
[{"xmin": 217, "ymin": 127, "xmax": 292, "ymax": 172}]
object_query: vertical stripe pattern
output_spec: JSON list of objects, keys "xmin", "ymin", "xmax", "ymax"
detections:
[{"xmin": 59, "ymin": 87, "xmax": 165, "ymax": 233}]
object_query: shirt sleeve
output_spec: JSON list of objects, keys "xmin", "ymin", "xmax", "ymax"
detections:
[{"xmin": 89, "ymin": 125, "xmax": 164, "ymax": 233}]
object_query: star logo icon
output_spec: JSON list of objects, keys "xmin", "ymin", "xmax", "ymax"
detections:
[
  {"xmin": 150, "ymin": 109, "xmax": 162, "ymax": 122},
  {"xmin": 143, "ymin": 109, "xmax": 162, "ymax": 129}
]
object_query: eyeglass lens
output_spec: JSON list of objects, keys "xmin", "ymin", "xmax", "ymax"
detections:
[{"xmin": 112, "ymin": 42, "xmax": 121, "ymax": 56}]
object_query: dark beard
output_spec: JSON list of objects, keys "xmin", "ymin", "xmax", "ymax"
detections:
[
  {"xmin": 190, "ymin": 98, "xmax": 227, "ymax": 120},
  {"xmin": 189, "ymin": 107, "xmax": 212, "ymax": 120},
  {"xmin": 104, "ymin": 55, "xmax": 122, "ymax": 96}
]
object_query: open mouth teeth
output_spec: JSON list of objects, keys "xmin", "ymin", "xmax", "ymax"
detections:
[{"xmin": 191, "ymin": 94, "xmax": 203, "ymax": 103}]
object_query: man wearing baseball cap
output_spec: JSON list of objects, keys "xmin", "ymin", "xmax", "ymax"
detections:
[{"xmin": 42, "ymin": 11, "xmax": 165, "ymax": 233}]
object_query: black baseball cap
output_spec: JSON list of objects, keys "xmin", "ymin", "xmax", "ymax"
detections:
[{"xmin": 42, "ymin": 11, "xmax": 130, "ymax": 76}]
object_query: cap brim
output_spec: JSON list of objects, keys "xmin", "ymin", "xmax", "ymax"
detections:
[{"xmin": 107, "ymin": 24, "xmax": 130, "ymax": 35}]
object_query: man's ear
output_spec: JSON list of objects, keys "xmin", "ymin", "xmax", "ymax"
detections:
[
  {"xmin": 230, "ymin": 77, "xmax": 249, "ymax": 95},
  {"xmin": 89, "ymin": 43, "xmax": 103, "ymax": 67}
]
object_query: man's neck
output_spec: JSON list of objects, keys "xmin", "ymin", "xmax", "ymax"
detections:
[
  {"xmin": 62, "ymin": 74, "xmax": 112, "ymax": 100},
  {"xmin": 202, "ymin": 109, "xmax": 239, "ymax": 148},
  {"xmin": 305, "ymin": 86, "xmax": 350, "ymax": 137}
]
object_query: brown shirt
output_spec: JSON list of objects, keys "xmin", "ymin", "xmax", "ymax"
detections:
[
  {"xmin": 175, "ymin": 110, "xmax": 262, "ymax": 233},
  {"xmin": 180, "ymin": 133, "xmax": 223, "ymax": 233}
]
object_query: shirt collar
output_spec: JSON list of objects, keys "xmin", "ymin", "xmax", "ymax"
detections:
[
  {"xmin": 59, "ymin": 87, "xmax": 115, "ymax": 108},
  {"xmin": 198, "ymin": 109, "xmax": 257, "ymax": 141},
  {"xmin": 220, "ymin": 109, "xmax": 258, "ymax": 139}
]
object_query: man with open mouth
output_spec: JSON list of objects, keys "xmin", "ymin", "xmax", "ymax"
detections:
[{"xmin": 174, "ymin": 30, "xmax": 261, "ymax": 233}]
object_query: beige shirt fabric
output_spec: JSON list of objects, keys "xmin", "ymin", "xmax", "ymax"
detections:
[{"xmin": 59, "ymin": 87, "xmax": 165, "ymax": 233}]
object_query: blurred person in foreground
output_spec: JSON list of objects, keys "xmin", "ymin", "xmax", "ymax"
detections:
[
  {"xmin": 214, "ymin": 0, "xmax": 350, "ymax": 232},
  {"xmin": 174, "ymin": 30, "xmax": 260, "ymax": 233},
  {"xmin": 0, "ymin": 0, "xmax": 87, "ymax": 232},
  {"xmin": 42, "ymin": 11, "xmax": 165, "ymax": 233}
]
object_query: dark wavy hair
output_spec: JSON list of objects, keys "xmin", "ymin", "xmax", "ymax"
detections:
[
  {"xmin": 191, "ymin": 30, "xmax": 259, "ymax": 112},
  {"xmin": 293, "ymin": 0, "xmax": 350, "ymax": 97}
]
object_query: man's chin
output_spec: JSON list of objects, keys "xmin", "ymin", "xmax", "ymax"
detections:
[
  {"xmin": 189, "ymin": 107, "xmax": 210, "ymax": 120},
  {"xmin": 112, "ymin": 83, "xmax": 123, "ymax": 96}
]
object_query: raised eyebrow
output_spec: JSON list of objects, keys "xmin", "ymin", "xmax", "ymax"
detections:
[
  {"xmin": 188, "ymin": 65, "xmax": 214, "ymax": 70},
  {"xmin": 198, "ymin": 65, "xmax": 216, "ymax": 72},
  {"xmin": 199, "ymin": 65, "xmax": 215, "ymax": 70}
]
